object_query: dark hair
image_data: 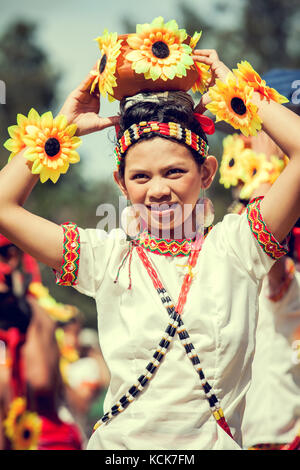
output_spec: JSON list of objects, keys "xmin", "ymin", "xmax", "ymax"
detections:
[{"xmin": 117, "ymin": 96, "xmax": 208, "ymax": 178}]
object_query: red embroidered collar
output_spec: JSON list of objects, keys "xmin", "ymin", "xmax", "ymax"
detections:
[{"xmin": 138, "ymin": 227, "xmax": 213, "ymax": 257}]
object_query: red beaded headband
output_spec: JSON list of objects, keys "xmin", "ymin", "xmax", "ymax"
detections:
[{"xmin": 114, "ymin": 121, "xmax": 209, "ymax": 168}]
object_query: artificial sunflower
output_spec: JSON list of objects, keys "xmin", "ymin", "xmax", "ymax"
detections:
[
  {"xmin": 191, "ymin": 62, "xmax": 211, "ymax": 95},
  {"xmin": 90, "ymin": 29, "xmax": 123, "ymax": 101},
  {"xmin": 189, "ymin": 31, "xmax": 202, "ymax": 49},
  {"xmin": 126, "ymin": 16, "xmax": 194, "ymax": 81},
  {"xmin": 239, "ymin": 149, "xmax": 272, "ymax": 199},
  {"xmin": 39, "ymin": 296, "xmax": 79, "ymax": 322},
  {"xmin": 4, "ymin": 397, "xmax": 26, "ymax": 440},
  {"xmin": 267, "ymin": 155, "xmax": 289, "ymax": 185},
  {"xmin": 219, "ymin": 134, "xmax": 246, "ymax": 188},
  {"xmin": 28, "ymin": 281, "xmax": 50, "ymax": 300},
  {"xmin": 3, "ymin": 108, "xmax": 40, "ymax": 161},
  {"xmin": 233, "ymin": 61, "xmax": 289, "ymax": 104},
  {"xmin": 56, "ymin": 327, "xmax": 80, "ymax": 384},
  {"xmin": 22, "ymin": 111, "xmax": 81, "ymax": 183},
  {"xmin": 11, "ymin": 411, "xmax": 41, "ymax": 450},
  {"xmin": 206, "ymin": 72, "xmax": 262, "ymax": 136}
]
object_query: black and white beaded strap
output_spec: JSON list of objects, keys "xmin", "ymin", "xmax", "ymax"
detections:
[{"xmin": 93, "ymin": 310, "xmax": 180, "ymax": 430}]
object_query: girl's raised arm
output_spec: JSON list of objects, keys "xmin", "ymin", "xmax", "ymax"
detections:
[
  {"xmin": 0, "ymin": 71, "xmax": 119, "ymax": 272},
  {"xmin": 193, "ymin": 49, "xmax": 300, "ymax": 242},
  {"xmin": 250, "ymin": 99, "xmax": 300, "ymax": 242}
]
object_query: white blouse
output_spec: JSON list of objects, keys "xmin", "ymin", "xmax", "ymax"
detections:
[
  {"xmin": 55, "ymin": 199, "xmax": 288, "ymax": 450},
  {"xmin": 242, "ymin": 270, "xmax": 300, "ymax": 448}
]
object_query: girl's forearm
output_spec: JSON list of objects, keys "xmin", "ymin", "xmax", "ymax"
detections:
[
  {"xmin": 0, "ymin": 151, "xmax": 63, "ymax": 272},
  {"xmin": 254, "ymin": 92, "xmax": 300, "ymax": 160},
  {"xmin": 0, "ymin": 150, "xmax": 39, "ymax": 208}
]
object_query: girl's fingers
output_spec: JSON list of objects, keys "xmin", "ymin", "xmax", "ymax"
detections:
[
  {"xmin": 77, "ymin": 63, "xmax": 99, "ymax": 92},
  {"xmin": 97, "ymin": 115, "xmax": 120, "ymax": 131},
  {"xmin": 194, "ymin": 92, "xmax": 211, "ymax": 115},
  {"xmin": 80, "ymin": 73, "xmax": 95, "ymax": 92},
  {"xmin": 192, "ymin": 55, "xmax": 214, "ymax": 65},
  {"xmin": 193, "ymin": 49, "xmax": 220, "ymax": 58}
]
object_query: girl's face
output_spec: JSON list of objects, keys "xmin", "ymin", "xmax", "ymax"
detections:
[{"xmin": 114, "ymin": 137, "xmax": 217, "ymax": 238}]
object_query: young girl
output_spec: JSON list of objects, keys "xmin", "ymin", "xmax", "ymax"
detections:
[{"xmin": 0, "ymin": 47, "xmax": 300, "ymax": 450}]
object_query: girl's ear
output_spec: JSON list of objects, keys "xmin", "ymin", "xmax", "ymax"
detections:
[
  {"xmin": 113, "ymin": 170, "xmax": 129, "ymax": 199},
  {"xmin": 201, "ymin": 156, "xmax": 218, "ymax": 189}
]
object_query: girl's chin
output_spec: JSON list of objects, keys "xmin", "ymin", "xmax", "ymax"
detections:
[{"xmin": 144, "ymin": 217, "xmax": 196, "ymax": 239}]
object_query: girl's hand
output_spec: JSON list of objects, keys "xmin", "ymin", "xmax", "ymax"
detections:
[
  {"xmin": 192, "ymin": 49, "xmax": 231, "ymax": 114},
  {"xmin": 58, "ymin": 66, "xmax": 119, "ymax": 136}
]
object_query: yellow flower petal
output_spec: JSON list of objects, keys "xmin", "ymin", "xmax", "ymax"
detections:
[
  {"xmin": 7, "ymin": 125, "xmax": 19, "ymax": 138},
  {"xmin": 127, "ymin": 35, "xmax": 143, "ymax": 49},
  {"xmin": 32, "ymin": 159, "xmax": 43, "ymax": 173},
  {"xmin": 25, "ymin": 125, "xmax": 40, "ymax": 137},
  {"xmin": 41, "ymin": 111, "xmax": 54, "ymax": 129},
  {"xmin": 49, "ymin": 171, "xmax": 61, "ymax": 183},
  {"xmin": 149, "ymin": 64, "xmax": 162, "ymax": 81},
  {"xmin": 68, "ymin": 150, "xmax": 80, "ymax": 164},
  {"xmin": 4, "ymin": 139, "xmax": 15, "ymax": 151},
  {"xmin": 126, "ymin": 50, "xmax": 145, "ymax": 62},
  {"xmin": 54, "ymin": 115, "xmax": 68, "ymax": 131},
  {"xmin": 22, "ymin": 135, "xmax": 36, "ymax": 147},
  {"xmin": 65, "ymin": 124, "xmax": 77, "ymax": 137},
  {"xmin": 17, "ymin": 113, "xmax": 27, "ymax": 127},
  {"xmin": 27, "ymin": 108, "xmax": 40, "ymax": 123},
  {"xmin": 190, "ymin": 31, "xmax": 202, "ymax": 49}
]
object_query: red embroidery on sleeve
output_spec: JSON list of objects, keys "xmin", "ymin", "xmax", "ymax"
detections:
[
  {"xmin": 247, "ymin": 197, "xmax": 289, "ymax": 260},
  {"xmin": 55, "ymin": 222, "xmax": 80, "ymax": 286}
]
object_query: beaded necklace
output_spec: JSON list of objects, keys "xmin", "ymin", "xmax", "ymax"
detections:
[{"xmin": 94, "ymin": 232, "xmax": 234, "ymax": 442}]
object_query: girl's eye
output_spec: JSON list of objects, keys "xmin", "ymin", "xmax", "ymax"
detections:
[
  {"xmin": 167, "ymin": 168, "xmax": 185, "ymax": 176},
  {"xmin": 132, "ymin": 173, "xmax": 148, "ymax": 180}
]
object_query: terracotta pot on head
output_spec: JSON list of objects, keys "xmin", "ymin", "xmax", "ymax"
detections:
[{"xmin": 106, "ymin": 34, "xmax": 199, "ymax": 101}]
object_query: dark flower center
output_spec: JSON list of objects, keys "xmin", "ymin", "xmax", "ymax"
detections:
[
  {"xmin": 99, "ymin": 54, "xmax": 107, "ymax": 74},
  {"xmin": 44, "ymin": 138, "xmax": 60, "ymax": 157},
  {"xmin": 23, "ymin": 428, "xmax": 31, "ymax": 440},
  {"xmin": 252, "ymin": 168, "xmax": 257, "ymax": 176},
  {"xmin": 151, "ymin": 41, "xmax": 170, "ymax": 59},
  {"xmin": 231, "ymin": 97, "xmax": 247, "ymax": 115},
  {"xmin": 229, "ymin": 158, "xmax": 235, "ymax": 167}
]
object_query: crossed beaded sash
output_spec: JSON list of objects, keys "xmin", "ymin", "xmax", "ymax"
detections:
[{"xmin": 93, "ymin": 235, "xmax": 233, "ymax": 440}]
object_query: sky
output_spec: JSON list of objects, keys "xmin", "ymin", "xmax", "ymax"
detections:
[{"xmin": 0, "ymin": 0, "xmax": 244, "ymax": 182}]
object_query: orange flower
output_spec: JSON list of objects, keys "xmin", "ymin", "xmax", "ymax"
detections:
[
  {"xmin": 4, "ymin": 397, "xmax": 26, "ymax": 439},
  {"xmin": 267, "ymin": 155, "xmax": 289, "ymax": 185},
  {"xmin": 219, "ymin": 134, "xmax": 246, "ymax": 188},
  {"xmin": 233, "ymin": 61, "xmax": 289, "ymax": 104},
  {"xmin": 191, "ymin": 62, "xmax": 211, "ymax": 94},
  {"xmin": 22, "ymin": 111, "xmax": 81, "ymax": 183},
  {"xmin": 126, "ymin": 16, "xmax": 194, "ymax": 81},
  {"xmin": 189, "ymin": 31, "xmax": 202, "ymax": 49},
  {"xmin": 239, "ymin": 149, "xmax": 272, "ymax": 199},
  {"xmin": 12, "ymin": 411, "xmax": 41, "ymax": 450},
  {"xmin": 90, "ymin": 29, "xmax": 122, "ymax": 101},
  {"xmin": 3, "ymin": 108, "xmax": 40, "ymax": 161},
  {"xmin": 206, "ymin": 72, "xmax": 262, "ymax": 136}
]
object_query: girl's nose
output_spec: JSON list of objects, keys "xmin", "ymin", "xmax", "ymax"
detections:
[{"xmin": 147, "ymin": 178, "xmax": 171, "ymax": 201}]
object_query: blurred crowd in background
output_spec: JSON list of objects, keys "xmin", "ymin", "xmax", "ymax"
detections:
[{"xmin": 0, "ymin": 236, "xmax": 110, "ymax": 449}]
